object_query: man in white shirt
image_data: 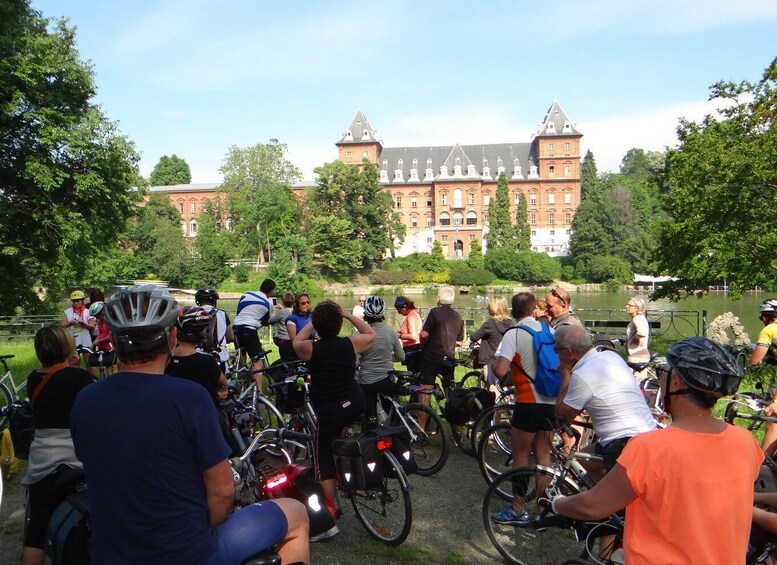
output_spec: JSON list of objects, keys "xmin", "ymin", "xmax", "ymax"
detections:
[
  {"xmin": 554, "ymin": 324, "xmax": 656, "ymax": 481},
  {"xmin": 352, "ymin": 295, "xmax": 366, "ymax": 319}
]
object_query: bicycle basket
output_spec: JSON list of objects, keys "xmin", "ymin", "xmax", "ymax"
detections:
[{"xmin": 274, "ymin": 382, "xmax": 305, "ymax": 413}]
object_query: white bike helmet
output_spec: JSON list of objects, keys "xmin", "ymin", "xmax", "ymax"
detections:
[
  {"xmin": 89, "ymin": 301, "xmax": 105, "ymax": 317},
  {"xmin": 363, "ymin": 296, "xmax": 385, "ymax": 319},
  {"xmin": 104, "ymin": 285, "xmax": 179, "ymax": 334}
]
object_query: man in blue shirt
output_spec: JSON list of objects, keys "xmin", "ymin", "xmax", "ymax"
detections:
[{"xmin": 70, "ymin": 285, "xmax": 309, "ymax": 564}]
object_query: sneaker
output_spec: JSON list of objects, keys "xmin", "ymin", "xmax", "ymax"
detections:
[
  {"xmin": 310, "ymin": 525, "xmax": 340, "ymax": 542},
  {"xmin": 491, "ymin": 506, "xmax": 531, "ymax": 526}
]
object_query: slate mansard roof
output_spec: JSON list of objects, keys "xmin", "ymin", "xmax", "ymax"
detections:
[{"xmin": 342, "ymin": 101, "xmax": 580, "ymax": 185}]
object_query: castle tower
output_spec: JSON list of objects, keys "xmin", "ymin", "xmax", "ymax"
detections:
[{"xmin": 336, "ymin": 110, "xmax": 382, "ymax": 166}]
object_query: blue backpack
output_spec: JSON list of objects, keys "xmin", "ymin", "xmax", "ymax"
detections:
[{"xmin": 516, "ymin": 324, "xmax": 561, "ymax": 397}]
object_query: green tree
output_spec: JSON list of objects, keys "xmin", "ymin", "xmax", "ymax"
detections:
[
  {"xmin": 130, "ymin": 193, "xmax": 189, "ymax": 285},
  {"xmin": 307, "ymin": 215, "xmax": 362, "ymax": 280},
  {"xmin": 619, "ymin": 148, "xmax": 651, "ymax": 182},
  {"xmin": 486, "ymin": 172, "xmax": 515, "ymax": 250},
  {"xmin": 587, "ymin": 255, "xmax": 633, "ymax": 283},
  {"xmin": 428, "ymin": 240, "xmax": 447, "ymax": 273},
  {"xmin": 580, "ymin": 149, "xmax": 599, "ymax": 199},
  {"xmin": 468, "ymin": 239, "xmax": 485, "ymax": 270},
  {"xmin": 190, "ymin": 201, "xmax": 232, "ymax": 287},
  {"xmin": 219, "ymin": 140, "xmax": 301, "ymax": 265},
  {"xmin": 309, "ymin": 160, "xmax": 404, "ymax": 268},
  {"xmin": 514, "ymin": 191, "xmax": 531, "ymax": 251},
  {"xmin": 0, "ymin": 1, "xmax": 142, "ymax": 313},
  {"xmin": 149, "ymin": 154, "xmax": 192, "ymax": 186},
  {"xmin": 654, "ymin": 57, "xmax": 777, "ymax": 296},
  {"xmin": 267, "ymin": 234, "xmax": 315, "ymax": 293}
]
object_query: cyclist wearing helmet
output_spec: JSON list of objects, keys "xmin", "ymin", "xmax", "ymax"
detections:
[
  {"xmin": 89, "ymin": 301, "xmax": 117, "ymax": 374},
  {"xmin": 71, "ymin": 285, "xmax": 310, "ymax": 564},
  {"xmin": 355, "ymin": 296, "xmax": 405, "ymax": 429},
  {"xmin": 62, "ymin": 289, "xmax": 96, "ymax": 369},
  {"xmin": 750, "ymin": 299, "xmax": 777, "ymax": 367},
  {"xmin": 195, "ymin": 287, "xmax": 233, "ymax": 370},
  {"xmin": 166, "ymin": 306, "xmax": 228, "ymax": 402},
  {"xmin": 232, "ymin": 279, "xmax": 276, "ymax": 384},
  {"xmin": 552, "ymin": 337, "xmax": 763, "ymax": 564}
]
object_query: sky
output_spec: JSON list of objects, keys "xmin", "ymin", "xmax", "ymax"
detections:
[{"xmin": 32, "ymin": 0, "xmax": 777, "ymax": 184}]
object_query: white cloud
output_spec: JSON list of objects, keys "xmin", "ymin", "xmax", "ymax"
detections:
[
  {"xmin": 548, "ymin": 0, "xmax": 777, "ymax": 38},
  {"xmin": 161, "ymin": 110, "xmax": 185, "ymax": 118},
  {"xmin": 580, "ymin": 98, "xmax": 725, "ymax": 171}
]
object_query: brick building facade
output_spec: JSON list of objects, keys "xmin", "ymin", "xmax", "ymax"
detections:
[
  {"xmin": 151, "ymin": 102, "xmax": 582, "ymax": 257},
  {"xmin": 333, "ymin": 101, "xmax": 582, "ymax": 258}
]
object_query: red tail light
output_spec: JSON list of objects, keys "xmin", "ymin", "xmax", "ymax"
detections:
[{"xmin": 376, "ymin": 437, "xmax": 393, "ymax": 451}]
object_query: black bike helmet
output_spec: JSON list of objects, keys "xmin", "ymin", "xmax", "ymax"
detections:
[
  {"xmin": 104, "ymin": 285, "xmax": 180, "ymax": 335},
  {"xmin": 195, "ymin": 287, "xmax": 219, "ymax": 306},
  {"xmin": 176, "ymin": 306, "xmax": 214, "ymax": 334},
  {"xmin": 665, "ymin": 336, "xmax": 743, "ymax": 397}
]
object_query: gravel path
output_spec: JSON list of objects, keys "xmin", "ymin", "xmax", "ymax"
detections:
[{"xmin": 1, "ymin": 442, "xmax": 502, "ymax": 564}]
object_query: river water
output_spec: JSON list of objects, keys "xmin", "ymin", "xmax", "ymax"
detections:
[{"xmin": 216, "ymin": 289, "xmax": 772, "ymax": 345}]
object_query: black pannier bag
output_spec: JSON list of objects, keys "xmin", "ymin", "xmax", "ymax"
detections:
[
  {"xmin": 442, "ymin": 387, "xmax": 495, "ymax": 425},
  {"xmin": 218, "ymin": 399, "xmax": 255, "ymax": 457},
  {"xmin": 402, "ymin": 343, "xmax": 423, "ymax": 374},
  {"xmin": 332, "ymin": 435, "xmax": 383, "ymax": 490},
  {"xmin": 369, "ymin": 426, "xmax": 417, "ymax": 476},
  {"xmin": 7, "ymin": 400, "xmax": 35, "ymax": 460}
]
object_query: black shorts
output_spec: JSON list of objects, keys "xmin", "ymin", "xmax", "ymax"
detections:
[
  {"xmin": 595, "ymin": 436, "xmax": 632, "ymax": 471},
  {"xmin": 233, "ymin": 326, "xmax": 262, "ymax": 360},
  {"xmin": 24, "ymin": 470, "xmax": 70, "ymax": 549},
  {"xmin": 510, "ymin": 402, "xmax": 555, "ymax": 433},
  {"xmin": 419, "ymin": 356, "xmax": 455, "ymax": 386}
]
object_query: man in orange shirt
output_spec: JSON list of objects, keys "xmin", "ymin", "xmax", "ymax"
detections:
[{"xmin": 552, "ymin": 337, "xmax": 763, "ymax": 564}]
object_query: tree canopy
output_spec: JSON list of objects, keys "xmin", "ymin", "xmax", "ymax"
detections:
[
  {"xmin": 486, "ymin": 172, "xmax": 515, "ymax": 250},
  {"xmin": 0, "ymin": 1, "xmax": 141, "ymax": 313},
  {"xmin": 654, "ymin": 57, "xmax": 777, "ymax": 297},
  {"xmin": 149, "ymin": 154, "xmax": 192, "ymax": 186},
  {"xmin": 308, "ymin": 159, "xmax": 404, "ymax": 274},
  {"xmin": 219, "ymin": 139, "xmax": 301, "ymax": 265}
]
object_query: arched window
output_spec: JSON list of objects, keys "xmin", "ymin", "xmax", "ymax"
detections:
[
  {"xmin": 453, "ymin": 188, "xmax": 462, "ymax": 208},
  {"xmin": 466, "ymin": 211, "xmax": 477, "ymax": 226},
  {"xmin": 453, "ymin": 212, "xmax": 463, "ymax": 226},
  {"xmin": 439, "ymin": 212, "xmax": 451, "ymax": 226}
]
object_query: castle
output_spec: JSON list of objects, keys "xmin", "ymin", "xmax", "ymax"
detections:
[{"xmin": 149, "ymin": 102, "xmax": 582, "ymax": 258}]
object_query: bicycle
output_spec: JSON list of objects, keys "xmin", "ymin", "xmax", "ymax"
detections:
[
  {"xmin": 470, "ymin": 386, "xmax": 515, "ymax": 457},
  {"xmin": 723, "ymin": 365, "xmax": 777, "ymax": 434},
  {"xmin": 376, "ymin": 370, "xmax": 449, "ymax": 476},
  {"xmin": 227, "ymin": 348, "xmax": 287, "ymax": 433},
  {"xmin": 0, "ymin": 355, "xmax": 26, "ymax": 430},
  {"xmin": 270, "ymin": 374, "xmax": 413, "ymax": 545},
  {"xmin": 75, "ymin": 345, "xmax": 116, "ymax": 380},
  {"xmin": 482, "ymin": 421, "xmax": 625, "ymax": 565}
]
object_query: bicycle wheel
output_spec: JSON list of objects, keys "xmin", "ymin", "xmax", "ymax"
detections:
[
  {"xmin": 285, "ymin": 414, "xmax": 314, "ymax": 466},
  {"xmin": 253, "ymin": 395, "xmax": 286, "ymax": 433},
  {"xmin": 724, "ymin": 393, "xmax": 767, "ymax": 433},
  {"xmin": 479, "ymin": 422, "xmax": 514, "ymax": 499},
  {"xmin": 394, "ymin": 403, "xmax": 449, "ymax": 476},
  {"xmin": 483, "ymin": 466, "xmax": 583, "ymax": 564},
  {"xmin": 472, "ymin": 403, "xmax": 515, "ymax": 457},
  {"xmin": 351, "ymin": 450, "xmax": 412, "ymax": 545},
  {"xmin": 0, "ymin": 383, "xmax": 13, "ymax": 431},
  {"xmin": 458, "ymin": 370, "xmax": 487, "ymax": 390}
]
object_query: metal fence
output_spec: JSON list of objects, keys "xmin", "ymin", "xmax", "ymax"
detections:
[{"xmin": 0, "ymin": 315, "xmax": 61, "ymax": 341}]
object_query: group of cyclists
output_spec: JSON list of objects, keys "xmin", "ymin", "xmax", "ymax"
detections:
[{"xmin": 12, "ymin": 281, "xmax": 777, "ymax": 564}]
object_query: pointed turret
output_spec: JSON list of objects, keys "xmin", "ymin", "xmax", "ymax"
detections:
[
  {"xmin": 337, "ymin": 110, "xmax": 382, "ymax": 165},
  {"xmin": 535, "ymin": 101, "xmax": 582, "ymax": 137}
]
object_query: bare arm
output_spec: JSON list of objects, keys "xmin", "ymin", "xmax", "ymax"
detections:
[
  {"xmin": 287, "ymin": 320, "xmax": 298, "ymax": 340},
  {"xmin": 751, "ymin": 344, "xmax": 768, "ymax": 366},
  {"xmin": 493, "ymin": 356, "xmax": 510, "ymax": 381},
  {"xmin": 555, "ymin": 361, "xmax": 576, "ymax": 419},
  {"xmin": 292, "ymin": 320, "xmax": 315, "ymax": 360},
  {"xmin": 202, "ymin": 459, "xmax": 234, "ymax": 526},
  {"xmin": 554, "ymin": 463, "xmax": 637, "ymax": 520},
  {"xmin": 345, "ymin": 310, "xmax": 376, "ymax": 354},
  {"xmin": 753, "ymin": 507, "xmax": 777, "ymax": 534},
  {"xmin": 225, "ymin": 324, "xmax": 234, "ymax": 343}
]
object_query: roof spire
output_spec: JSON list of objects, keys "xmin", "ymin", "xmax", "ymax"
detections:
[{"xmin": 337, "ymin": 110, "xmax": 381, "ymax": 145}]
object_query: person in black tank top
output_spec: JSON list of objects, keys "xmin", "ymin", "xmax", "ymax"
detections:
[{"xmin": 293, "ymin": 301, "xmax": 375, "ymax": 514}]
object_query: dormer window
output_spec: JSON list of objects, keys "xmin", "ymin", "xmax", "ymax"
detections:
[
  {"xmin": 427, "ymin": 158, "xmax": 432, "ymax": 167},
  {"xmin": 547, "ymin": 122, "xmax": 556, "ymax": 133},
  {"xmin": 497, "ymin": 157, "xmax": 503, "ymax": 169},
  {"xmin": 563, "ymin": 121, "xmax": 572, "ymax": 132},
  {"xmin": 455, "ymin": 156, "xmax": 461, "ymax": 166},
  {"xmin": 362, "ymin": 129, "xmax": 370, "ymax": 139},
  {"xmin": 398, "ymin": 159, "xmax": 403, "ymax": 169},
  {"xmin": 382, "ymin": 159, "xmax": 388, "ymax": 169},
  {"xmin": 412, "ymin": 159, "xmax": 418, "ymax": 169},
  {"xmin": 344, "ymin": 130, "xmax": 353, "ymax": 140},
  {"xmin": 483, "ymin": 157, "xmax": 488, "ymax": 168}
]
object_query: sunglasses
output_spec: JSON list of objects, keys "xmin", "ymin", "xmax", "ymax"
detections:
[
  {"xmin": 550, "ymin": 289, "xmax": 566, "ymax": 306},
  {"xmin": 299, "ymin": 301, "xmax": 310, "ymax": 305}
]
